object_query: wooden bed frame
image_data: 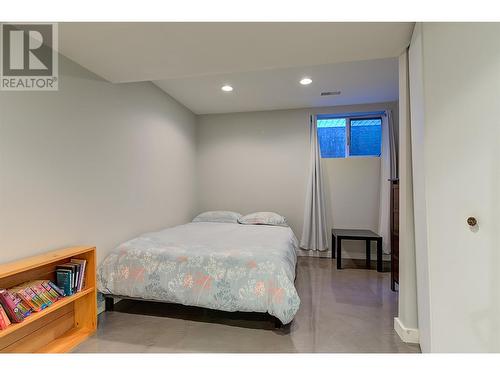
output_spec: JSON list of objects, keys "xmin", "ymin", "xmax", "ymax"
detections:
[{"xmin": 103, "ymin": 295, "xmax": 286, "ymax": 329}]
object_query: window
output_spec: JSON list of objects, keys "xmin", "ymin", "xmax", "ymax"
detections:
[
  {"xmin": 317, "ymin": 114, "xmax": 382, "ymax": 158},
  {"xmin": 317, "ymin": 118, "xmax": 346, "ymax": 158}
]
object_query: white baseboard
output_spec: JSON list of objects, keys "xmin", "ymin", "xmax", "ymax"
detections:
[
  {"xmin": 297, "ymin": 249, "xmax": 331, "ymax": 258},
  {"xmin": 394, "ymin": 317, "xmax": 420, "ymax": 344}
]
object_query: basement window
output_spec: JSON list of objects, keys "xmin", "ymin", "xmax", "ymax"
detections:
[{"xmin": 317, "ymin": 114, "xmax": 382, "ymax": 158}]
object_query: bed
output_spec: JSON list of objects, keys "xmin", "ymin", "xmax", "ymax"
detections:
[{"xmin": 97, "ymin": 221, "xmax": 301, "ymax": 326}]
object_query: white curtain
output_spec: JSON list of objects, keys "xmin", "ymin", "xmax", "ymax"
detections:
[
  {"xmin": 378, "ymin": 110, "xmax": 398, "ymax": 254},
  {"xmin": 300, "ymin": 115, "xmax": 328, "ymax": 251}
]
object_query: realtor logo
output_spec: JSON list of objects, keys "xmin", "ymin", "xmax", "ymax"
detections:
[{"xmin": 1, "ymin": 23, "xmax": 58, "ymax": 90}]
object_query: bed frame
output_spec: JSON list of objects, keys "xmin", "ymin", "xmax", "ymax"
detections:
[{"xmin": 103, "ymin": 295, "xmax": 286, "ymax": 329}]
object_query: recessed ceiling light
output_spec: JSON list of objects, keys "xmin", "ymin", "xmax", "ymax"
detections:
[
  {"xmin": 300, "ymin": 77, "xmax": 312, "ymax": 85},
  {"xmin": 221, "ymin": 85, "xmax": 233, "ymax": 92}
]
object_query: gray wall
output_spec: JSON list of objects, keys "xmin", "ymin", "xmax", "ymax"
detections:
[
  {"xmin": 0, "ymin": 55, "xmax": 198, "ymax": 264},
  {"xmin": 197, "ymin": 102, "xmax": 398, "ymax": 259},
  {"xmin": 0, "ymin": 54, "xmax": 398, "ymax": 265}
]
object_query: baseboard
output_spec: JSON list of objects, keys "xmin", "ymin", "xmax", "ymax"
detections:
[
  {"xmin": 297, "ymin": 249, "xmax": 331, "ymax": 258},
  {"xmin": 394, "ymin": 317, "xmax": 419, "ymax": 344}
]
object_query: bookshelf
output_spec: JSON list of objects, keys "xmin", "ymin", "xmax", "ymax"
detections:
[{"xmin": 0, "ymin": 246, "xmax": 97, "ymax": 353}]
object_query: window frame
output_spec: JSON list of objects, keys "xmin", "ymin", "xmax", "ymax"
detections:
[{"xmin": 316, "ymin": 113, "xmax": 383, "ymax": 159}]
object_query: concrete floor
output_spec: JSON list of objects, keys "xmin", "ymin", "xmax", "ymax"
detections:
[{"xmin": 73, "ymin": 257, "xmax": 420, "ymax": 353}]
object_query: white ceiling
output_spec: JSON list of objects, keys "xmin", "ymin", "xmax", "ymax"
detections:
[
  {"xmin": 154, "ymin": 58, "xmax": 399, "ymax": 114},
  {"xmin": 58, "ymin": 23, "xmax": 413, "ymax": 114}
]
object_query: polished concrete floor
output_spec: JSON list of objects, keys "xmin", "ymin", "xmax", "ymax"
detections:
[{"xmin": 74, "ymin": 257, "xmax": 420, "ymax": 353}]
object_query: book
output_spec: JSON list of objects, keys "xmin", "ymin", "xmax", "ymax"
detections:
[
  {"xmin": 48, "ymin": 280, "xmax": 65, "ymax": 297},
  {"xmin": 12, "ymin": 284, "xmax": 44, "ymax": 311},
  {"xmin": 7, "ymin": 292, "xmax": 32, "ymax": 317},
  {"xmin": 13, "ymin": 286, "xmax": 42, "ymax": 312},
  {"xmin": 70, "ymin": 258, "xmax": 87, "ymax": 292},
  {"xmin": 56, "ymin": 270, "xmax": 73, "ymax": 296},
  {"xmin": 10, "ymin": 280, "xmax": 64, "ymax": 314},
  {"xmin": 68, "ymin": 261, "xmax": 81, "ymax": 292},
  {"xmin": 0, "ymin": 289, "xmax": 25, "ymax": 323},
  {"xmin": 0, "ymin": 305, "xmax": 11, "ymax": 330},
  {"xmin": 30, "ymin": 284, "xmax": 53, "ymax": 307},
  {"xmin": 40, "ymin": 280, "xmax": 60, "ymax": 302},
  {"xmin": 56, "ymin": 264, "xmax": 77, "ymax": 293},
  {"xmin": 0, "ymin": 289, "xmax": 29, "ymax": 320},
  {"xmin": 15, "ymin": 281, "xmax": 52, "ymax": 310},
  {"xmin": 0, "ymin": 276, "xmax": 75, "ymax": 329},
  {"xmin": 10, "ymin": 287, "xmax": 35, "ymax": 311},
  {"xmin": 25, "ymin": 286, "xmax": 47, "ymax": 309}
]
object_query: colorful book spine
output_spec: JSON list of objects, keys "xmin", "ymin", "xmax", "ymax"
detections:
[
  {"xmin": 31, "ymin": 284, "xmax": 53, "ymax": 307},
  {"xmin": 13, "ymin": 280, "xmax": 61, "ymax": 310},
  {"xmin": 0, "ymin": 305, "xmax": 11, "ymax": 330},
  {"xmin": 25, "ymin": 287, "xmax": 46, "ymax": 310},
  {"xmin": 0, "ymin": 271, "xmax": 82, "ymax": 328},
  {"xmin": 0, "ymin": 289, "xmax": 25, "ymax": 323},
  {"xmin": 11, "ymin": 285, "xmax": 36, "ymax": 310},
  {"xmin": 4, "ymin": 289, "xmax": 31, "ymax": 318},
  {"xmin": 0, "ymin": 276, "xmax": 76, "ymax": 328},
  {"xmin": 10, "ymin": 293, "xmax": 31, "ymax": 318},
  {"xmin": 40, "ymin": 281, "xmax": 60, "ymax": 302},
  {"xmin": 48, "ymin": 281, "xmax": 65, "ymax": 297},
  {"xmin": 15, "ymin": 288, "xmax": 41, "ymax": 312}
]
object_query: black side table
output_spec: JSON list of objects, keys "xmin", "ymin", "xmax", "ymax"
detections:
[{"xmin": 332, "ymin": 229, "xmax": 383, "ymax": 272}]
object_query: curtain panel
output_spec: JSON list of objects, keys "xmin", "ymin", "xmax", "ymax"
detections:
[
  {"xmin": 378, "ymin": 109, "xmax": 398, "ymax": 254},
  {"xmin": 300, "ymin": 115, "xmax": 328, "ymax": 252}
]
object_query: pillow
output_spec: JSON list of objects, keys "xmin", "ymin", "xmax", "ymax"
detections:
[
  {"xmin": 238, "ymin": 212, "xmax": 288, "ymax": 227},
  {"xmin": 192, "ymin": 211, "xmax": 242, "ymax": 224}
]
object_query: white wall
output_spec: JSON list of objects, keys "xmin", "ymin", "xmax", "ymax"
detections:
[
  {"xmin": 395, "ymin": 49, "xmax": 419, "ymax": 342},
  {"xmin": 409, "ymin": 23, "xmax": 432, "ymax": 352},
  {"xmin": 197, "ymin": 102, "xmax": 398, "ymax": 259},
  {"xmin": 0, "ymin": 54, "xmax": 396, "ymax": 264},
  {"xmin": 0, "ymin": 55, "xmax": 198, "ymax": 264},
  {"xmin": 410, "ymin": 23, "xmax": 500, "ymax": 352}
]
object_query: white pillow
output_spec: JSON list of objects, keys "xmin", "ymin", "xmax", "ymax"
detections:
[
  {"xmin": 238, "ymin": 212, "xmax": 288, "ymax": 226},
  {"xmin": 192, "ymin": 211, "xmax": 242, "ymax": 224}
]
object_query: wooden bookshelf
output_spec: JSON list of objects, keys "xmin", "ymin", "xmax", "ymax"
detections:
[{"xmin": 0, "ymin": 246, "xmax": 97, "ymax": 353}]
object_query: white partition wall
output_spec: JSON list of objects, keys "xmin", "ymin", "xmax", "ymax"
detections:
[
  {"xmin": 408, "ymin": 23, "xmax": 433, "ymax": 353},
  {"xmin": 408, "ymin": 23, "xmax": 500, "ymax": 352},
  {"xmin": 394, "ymin": 48, "xmax": 419, "ymax": 345}
]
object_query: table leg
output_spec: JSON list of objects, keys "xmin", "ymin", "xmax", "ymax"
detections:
[
  {"xmin": 365, "ymin": 240, "xmax": 371, "ymax": 269},
  {"xmin": 336, "ymin": 237, "xmax": 342, "ymax": 269},
  {"xmin": 332, "ymin": 234, "xmax": 336, "ymax": 259},
  {"xmin": 377, "ymin": 238, "xmax": 383, "ymax": 272}
]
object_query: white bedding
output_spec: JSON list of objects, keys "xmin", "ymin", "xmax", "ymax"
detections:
[{"xmin": 98, "ymin": 222, "xmax": 301, "ymax": 323}]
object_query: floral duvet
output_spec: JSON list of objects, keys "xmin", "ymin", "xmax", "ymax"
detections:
[{"xmin": 97, "ymin": 222, "xmax": 300, "ymax": 324}]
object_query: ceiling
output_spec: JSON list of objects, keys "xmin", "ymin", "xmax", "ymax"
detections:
[
  {"xmin": 58, "ymin": 23, "xmax": 413, "ymax": 114},
  {"xmin": 154, "ymin": 58, "xmax": 399, "ymax": 114}
]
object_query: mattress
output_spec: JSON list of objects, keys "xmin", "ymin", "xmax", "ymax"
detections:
[{"xmin": 97, "ymin": 222, "xmax": 301, "ymax": 324}]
